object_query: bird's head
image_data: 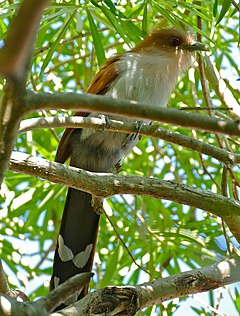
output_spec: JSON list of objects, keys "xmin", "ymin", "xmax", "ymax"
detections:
[{"xmin": 132, "ymin": 28, "xmax": 208, "ymax": 71}]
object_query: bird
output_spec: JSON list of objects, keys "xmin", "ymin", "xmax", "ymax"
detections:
[{"xmin": 50, "ymin": 27, "xmax": 207, "ymax": 308}]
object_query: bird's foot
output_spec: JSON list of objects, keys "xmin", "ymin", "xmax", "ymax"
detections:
[
  {"xmin": 130, "ymin": 120, "xmax": 143, "ymax": 140},
  {"xmin": 115, "ymin": 161, "xmax": 122, "ymax": 173},
  {"xmin": 91, "ymin": 195, "xmax": 103, "ymax": 215},
  {"xmin": 98, "ymin": 114, "xmax": 110, "ymax": 131}
]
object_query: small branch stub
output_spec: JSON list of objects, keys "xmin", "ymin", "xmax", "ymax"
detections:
[{"xmin": 90, "ymin": 287, "xmax": 139, "ymax": 316}]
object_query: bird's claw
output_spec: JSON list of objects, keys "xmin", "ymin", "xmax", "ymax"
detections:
[
  {"xmin": 98, "ymin": 114, "xmax": 110, "ymax": 131},
  {"xmin": 130, "ymin": 120, "xmax": 143, "ymax": 141},
  {"xmin": 115, "ymin": 161, "xmax": 122, "ymax": 173},
  {"xmin": 91, "ymin": 195, "xmax": 103, "ymax": 215}
]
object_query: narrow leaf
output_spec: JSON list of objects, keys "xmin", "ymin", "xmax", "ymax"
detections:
[
  {"xmin": 142, "ymin": 3, "xmax": 148, "ymax": 34},
  {"xmin": 100, "ymin": 4, "xmax": 132, "ymax": 46},
  {"xmin": 213, "ymin": 0, "xmax": 218, "ymax": 17},
  {"xmin": 216, "ymin": 0, "xmax": 232, "ymax": 24},
  {"xmin": 87, "ymin": 10, "xmax": 106, "ymax": 66},
  {"xmin": 40, "ymin": 12, "xmax": 75, "ymax": 76},
  {"xmin": 154, "ymin": 3, "xmax": 183, "ymax": 29}
]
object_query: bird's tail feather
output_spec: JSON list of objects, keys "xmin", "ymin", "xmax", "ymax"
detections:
[{"xmin": 50, "ymin": 188, "xmax": 100, "ymax": 305}]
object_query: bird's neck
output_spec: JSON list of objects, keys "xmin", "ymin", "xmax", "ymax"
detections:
[{"xmin": 107, "ymin": 51, "xmax": 188, "ymax": 107}]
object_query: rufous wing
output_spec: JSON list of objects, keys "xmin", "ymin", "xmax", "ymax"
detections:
[
  {"xmin": 86, "ymin": 54, "xmax": 121, "ymax": 95},
  {"xmin": 55, "ymin": 54, "xmax": 122, "ymax": 163},
  {"xmin": 54, "ymin": 112, "xmax": 88, "ymax": 163}
]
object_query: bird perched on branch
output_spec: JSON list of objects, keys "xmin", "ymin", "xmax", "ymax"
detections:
[{"xmin": 50, "ymin": 28, "xmax": 207, "ymax": 307}]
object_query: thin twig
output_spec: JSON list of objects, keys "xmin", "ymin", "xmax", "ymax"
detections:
[
  {"xmin": 204, "ymin": 56, "xmax": 240, "ymax": 118},
  {"xmin": 45, "ymin": 42, "xmax": 122, "ymax": 74},
  {"xmin": 19, "ymin": 116, "xmax": 240, "ymax": 165},
  {"xmin": 190, "ymin": 294, "xmax": 226, "ymax": 316},
  {"xmin": 34, "ymin": 28, "xmax": 108, "ymax": 56},
  {"xmin": 196, "ymin": 18, "xmax": 238, "ymax": 254},
  {"xmin": 213, "ymin": 289, "xmax": 224, "ymax": 316},
  {"xmin": 121, "ymin": 196, "xmax": 172, "ymax": 263},
  {"xmin": 197, "ymin": 55, "xmax": 213, "ymax": 115},
  {"xmin": 221, "ymin": 165, "xmax": 232, "ymax": 256},
  {"xmin": 232, "ymin": 0, "xmax": 240, "ymax": 12},
  {"xmin": 229, "ymin": 169, "xmax": 240, "ymax": 201},
  {"xmin": 35, "ymin": 241, "xmax": 56, "ymax": 270},
  {"xmin": 103, "ymin": 208, "xmax": 155, "ymax": 278},
  {"xmin": 180, "ymin": 107, "xmax": 233, "ymax": 112},
  {"xmin": 198, "ymin": 153, "xmax": 221, "ymax": 191}
]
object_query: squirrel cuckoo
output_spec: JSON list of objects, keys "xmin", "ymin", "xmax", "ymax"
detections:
[{"xmin": 50, "ymin": 28, "xmax": 207, "ymax": 307}]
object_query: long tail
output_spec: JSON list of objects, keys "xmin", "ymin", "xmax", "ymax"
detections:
[{"xmin": 50, "ymin": 187, "xmax": 100, "ymax": 306}]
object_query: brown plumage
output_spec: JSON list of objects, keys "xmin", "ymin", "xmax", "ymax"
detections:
[
  {"xmin": 51, "ymin": 27, "xmax": 207, "ymax": 310},
  {"xmin": 55, "ymin": 55, "xmax": 121, "ymax": 164}
]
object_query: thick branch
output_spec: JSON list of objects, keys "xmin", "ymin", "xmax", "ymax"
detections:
[
  {"xmin": 38, "ymin": 272, "xmax": 93, "ymax": 312},
  {"xmin": 0, "ymin": 1, "xmax": 48, "ymax": 186},
  {"xmin": 0, "ymin": 0, "xmax": 49, "ymax": 81},
  {"xmin": 51, "ymin": 258, "xmax": 240, "ymax": 315},
  {"xmin": 9, "ymin": 152, "xmax": 240, "ymax": 242},
  {"xmin": 24, "ymin": 90, "xmax": 240, "ymax": 136},
  {"xmin": 138, "ymin": 258, "xmax": 240, "ymax": 309},
  {"xmin": 19, "ymin": 116, "xmax": 240, "ymax": 165},
  {"xmin": 1, "ymin": 258, "xmax": 238, "ymax": 315},
  {"xmin": 0, "ymin": 86, "xmax": 23, "ymax": 186},
  {"xmin": 0, "ymin": 273, "xmax": 92, "ymax": 315}
]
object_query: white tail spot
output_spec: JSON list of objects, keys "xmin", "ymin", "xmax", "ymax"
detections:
[
  {"xmin": 58, "ymin": 235, "xmax": 74, "ymax": 262},
  {"xmin": 53, "ymin": 276, "xmax": 60, "ymax": 289},
  {"xmin": 72, "ymin": 244, "xmax": 93, "ymax": 268}
]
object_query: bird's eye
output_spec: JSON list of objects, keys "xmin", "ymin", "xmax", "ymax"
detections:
[{"xmin": 169, "ymin": 36, "xmax": 181, "ymax": 47}]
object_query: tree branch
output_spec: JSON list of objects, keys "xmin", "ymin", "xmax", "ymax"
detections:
[
  {"xmin": 24, "ymin": 90, "xmax": 240, "ymax": 136},
  {"xmin": 38, "ymin": 272, "xmax": 93, "ymax": 312},
  {"xmin": 0, "ymin": 0, "xmax": 48, "ymax": 186},
  {"xmin": 19, "ymin": 116, "xmax": 240, "ymax": 165},
  {"xmin": 138, "ymin": 257, "xmax": 240, "ymax": 309},
  {"xmin": 50, "ymin": 258, "xmax": 240, "ymax": 315},
  {"xmin": 232, "ymin": 0, "xmax": 240, "ymax": 12},
  {"xmin": 9, "ymin": 152, "xmax": 240, "ymax": 242},
  {"xmin": 0, "ymin": 0, "xmax": 49, "ymax": 82},
  {"xmin": 0, "ymin": 272, "xmax": 93, "ymax": 315},
  {"xmin": 1, "ymin": 258, "xmax": 238, "ymax": 316}
]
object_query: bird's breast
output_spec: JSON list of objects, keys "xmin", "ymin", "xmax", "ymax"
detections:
[
  {"xmin": 107, "ymin": 52, "xmax": 180, "ymax": 108},
  {"xmin": 71, "ymin": 52, "xmax": 182, "ymax": 171}
]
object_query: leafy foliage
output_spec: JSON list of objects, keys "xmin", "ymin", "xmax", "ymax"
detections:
[{"xmin": 0, "ymin": 0, "xmax": 239, "ymax": 315}]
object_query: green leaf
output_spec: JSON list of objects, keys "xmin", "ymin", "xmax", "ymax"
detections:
[
  {"xmin": 153, "ymin": 2, "xmax": 183, "ymax": 29},
  {"xmin": 173, "ymin": 10, "xmax": 214, "ymax": 43},
  {"xmin": 142, "ymin": 3, "xmax": 148, "ymax": 34},
  {"xmin": 104, "ymin": 0, "xmax": 125, "ymax": 19},
  {"xmin": 128, "ymin": 2, "xmax": 145, "ymax": 19},
  {"xmin": 1, "ymin": 1, "xmax": 240, "ymax": 310},
  {"xmin": 216, "ymin": 0, "xmax": 232, "ymax": 24},
  {"xmin": 40, "ymin": 12, "xmax": 75, "ymax": 76},
  {"xmin": 180, "ymin": 3, "xmax": 212, "ymax": 22},
  {"xmin": 100, "ymin": 244, "xmax": 120, "ymax": 287},
  {"xmin": 87, "ymin": 9, "xmax": 106, "ymax": 66},
  {"xmin": 100, "ymin": 4, "xmax": 133, "ymax": 46},
  {"xmin": 213, "ymin": 0, "xmax": 218, "ymax": 16}
]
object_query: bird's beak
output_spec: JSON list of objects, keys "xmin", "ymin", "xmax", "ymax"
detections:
[{"xmin": 181, "ymin": 42, "xmax": 209, "ymax": 52}]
